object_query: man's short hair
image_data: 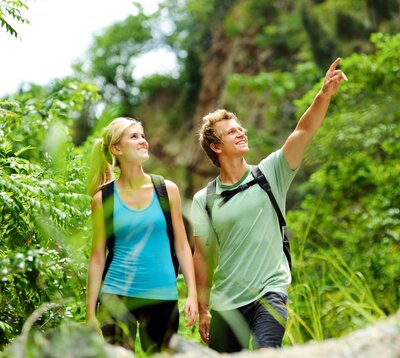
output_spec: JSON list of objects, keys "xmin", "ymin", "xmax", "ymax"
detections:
[{"xmin": 199, "ymin": 109, "xmax": 238, "ymax": 167}]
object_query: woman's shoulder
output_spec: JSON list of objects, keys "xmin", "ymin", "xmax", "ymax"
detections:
[
  {"xmin": 164, "ymin": 179, "xmax": 180, "ymax": 199},
  {"xmin": 91, "ymin": 189, "xmax": 103, "ymax": 210}
]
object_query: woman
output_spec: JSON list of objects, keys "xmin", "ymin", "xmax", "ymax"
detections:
[{"xmin": 86, "ymin": 117, "xmax": 197, "ymax": 353}]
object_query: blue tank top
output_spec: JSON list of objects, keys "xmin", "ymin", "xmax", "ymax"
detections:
[{"xmin": 101, "ymin": 186, "xmax": 178, "ymax": 300}]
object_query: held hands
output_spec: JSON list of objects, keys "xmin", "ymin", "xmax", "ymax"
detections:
[
  {"xmin": 321, "ymin": 57, "xmax": 348, "ymax": 98},
  {"xmin": 184, "ymin": 295, "xmax": 199, "ymax": 327}
]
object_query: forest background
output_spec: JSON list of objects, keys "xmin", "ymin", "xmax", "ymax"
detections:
[{"xmin": 1, "ymin": 0, "xmax": 399, "ymax": 356}]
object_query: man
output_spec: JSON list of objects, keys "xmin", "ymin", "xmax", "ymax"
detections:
[{"xmin": 191, "ymin": 58, "xmax": 347, "ymax": 352}]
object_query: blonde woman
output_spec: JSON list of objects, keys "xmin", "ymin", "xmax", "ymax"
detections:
[{"xmin": 86, "ymin": 117, "xmax": 197, "ymax": 353}]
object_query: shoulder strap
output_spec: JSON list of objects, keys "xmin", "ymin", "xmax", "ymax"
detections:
[
  {"xmin": 205, "ymin": 179, "xmax": 217, "ymax": 220},
  {"xmin": 101, "ymin": 180, "xmax": 115, "ymax": 280},
  {"xmin": 251, "ymin": 165, "xmax": 286, "ymax": 229},
  {"xmin": 150, "ymin": 174, "xmax": 179, "ymax": 276},
  {"xmin": 150, "ymin": 174, "xmax": 171, "ymax": 216},
  {"xmin": 205, "ymin": 179, "xmax": 221, "ymax": 245},
  {"xmin": 251, "ymin": 165, "xmax": 292, "ymax": 270}
]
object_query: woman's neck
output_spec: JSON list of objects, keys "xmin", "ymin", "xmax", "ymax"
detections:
[{"xmin": 117, "ymin": 163, "xmax": 149, "ymax": 190}]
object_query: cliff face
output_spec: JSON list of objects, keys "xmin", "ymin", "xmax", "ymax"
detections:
[
  {"xmin": 137, "ymin": 0, "xmax": 400, "ymax": 196},
  {"xmin": 184, "ymin": 24, "xmax": 238, "ymax": 184},
  {"xmin": 136, "ymin": 2, "xmax": 303, "ymax": 194},
  {"xmin": 180, "ymin": 15, "xmax": 282, "ymax": 193}
]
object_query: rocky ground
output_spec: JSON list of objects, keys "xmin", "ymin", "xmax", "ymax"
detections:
[{"xmin": 166, "ymin": 310, "xmax": 400, "ymax": 358}]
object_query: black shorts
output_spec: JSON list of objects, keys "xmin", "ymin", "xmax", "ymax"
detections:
[
  {"xmin": 209, "ymin": 291, "xmax": 288, "ymax": 353},
  {"xmin": 98, "ymin": 294, "xmax": 179, "ymax": 353}
]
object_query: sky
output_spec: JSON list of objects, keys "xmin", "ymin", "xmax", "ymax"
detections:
[{"xmin": 0, "ymin": 0, "xmax": 176, "ymax": 97}]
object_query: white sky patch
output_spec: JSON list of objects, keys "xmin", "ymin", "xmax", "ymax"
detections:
[
  {"xmin": 133, "ymin": 48, "xmax": 179, "ymax": 79},
  {"xmin": 0, "ymin": 0, "xmax": 176, "ymax": 97}
]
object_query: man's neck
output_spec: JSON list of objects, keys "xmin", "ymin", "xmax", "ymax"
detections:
[{"xmin": 219, "ymin": 158, "xmax": 248, "ymax": 185}]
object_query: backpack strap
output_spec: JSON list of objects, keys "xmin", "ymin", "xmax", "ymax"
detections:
[
  {"xmin": 205, "ymin": 169, "xmax": 291, "ymax": 269},
  {"xmin": 251, "ymin": 166, "xmax": 286, "ymax": 230},
  {"xmin": 220, "ymin": 178, "xmax": 259, "ymax": 204},
  {"xmin": 205, "ymin": 179, "xmax": 217, "ymax": 220},
  {"xmin": 101, "ymin": 181, "xmax": 115, "ymax": 281},
  {"xmin": 101, "ymin": 175, "xmax": 192, "ymax": 279},
  {"xmin": 205, "ymin": 179, "xmax": 221, "ymax": 245},
  {"xmin": 150, "ymin": 174, "xmax": 179, "ymax": 276},
  {"xmin": 251, "ymin": 165, "xmax": 291, "ymax": 270}
]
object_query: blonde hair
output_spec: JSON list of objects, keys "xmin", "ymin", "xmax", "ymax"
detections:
[
  {"xmin": 87, "ymin": 117, "xmax": 143, "ymax": 196},
  {"xmin": 199, "ymin": 109, "xmax": 238, "ymax": 167}
]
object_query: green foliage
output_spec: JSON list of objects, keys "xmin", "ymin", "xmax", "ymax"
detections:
[
  {"xmin": 74, "ymin": 12, "xmax": 153, "ymax": 113},
  {"xmin": 300, "ymin": 0, "xmax": 400, "ymax": 64},
  {"xmin": 286, "ymin": 32, "xmax": 400, "ymax": 341},
  {"xmin": 301, "ymin": 4, "xmax": 339, "ymax": 69},
  {"xmin": 224, "ymin": 61, "xmax": 322, "ymax": 163},
  {"xmin": 2, "ymin": 0, "xmax": 400, "ymax": 353},
  {"xmin": 4, "ymin": 320, "xmax": 112, "ymax": 358},
  {"xmin": 366, "ymin": 0, "xmax": 400, "ymax": 27},
  {"xmin": 0, "ymin": 81, "xmax": 99, "ymax": 349},
  {"xmin": 0, "ymin": 0, "xmax": 29, "ymax": 37}
]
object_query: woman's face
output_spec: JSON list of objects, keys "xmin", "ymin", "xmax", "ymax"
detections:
[{"xmin": 113, "ymin": 124, "xmax": 149, "ymax": 164}]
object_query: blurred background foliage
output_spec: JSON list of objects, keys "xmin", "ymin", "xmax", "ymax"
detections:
[{"xmin": 0, "ymin": 0, "xmax": 399, "ymax": 354}]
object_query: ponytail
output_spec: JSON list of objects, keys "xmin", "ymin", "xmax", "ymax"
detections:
[{"xmin": 87, "ymin": 138, "xmax": 114, "ymax": 196}]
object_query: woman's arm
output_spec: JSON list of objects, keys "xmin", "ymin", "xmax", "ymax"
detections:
[
  {"xmin": 166, "ymin": 180, "xmax": 198, "ymax": 327},
  {"xmin": 86, "ymin": 191, "xmax": 107, "ymax": 326}
]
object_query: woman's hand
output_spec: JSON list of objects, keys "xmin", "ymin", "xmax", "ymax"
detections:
[
  {"xmin": 184, "ymin": 295, "xmax": 198, "ymax": 327},
  {"xmin": 86, "ymin": 313, "xmax": 102, "ymax": 335}
]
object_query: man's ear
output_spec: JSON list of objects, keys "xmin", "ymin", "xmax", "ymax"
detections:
[{"xmin": 210, "ymin": 142, "xmax": 222, "ymax": 154}]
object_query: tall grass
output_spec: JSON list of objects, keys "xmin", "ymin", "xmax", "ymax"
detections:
[{"xmin": 284, "ymin": 225, "xmax": 387, "ymax": 346}]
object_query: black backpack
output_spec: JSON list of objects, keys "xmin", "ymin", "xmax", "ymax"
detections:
[
  {"xmin": 205, "ymin": 165, "xmax": 292, "ymax": 270},
  {"xmin": 101, "ymin": 174, "xmax": 194, "ymax": 280}
]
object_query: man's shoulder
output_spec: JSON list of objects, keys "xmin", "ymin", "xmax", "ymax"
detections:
[
  {"xmin": 193, "ymin": 186, "xmax": 208, "ymax": 201},
  {"xmin": 258, "ymin": 148, "xmax": 282, "ymax": 171}
]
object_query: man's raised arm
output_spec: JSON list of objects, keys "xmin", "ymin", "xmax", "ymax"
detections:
[{"xmin": 283, "ymin": 57, "xmax": 348, "ymax": 170}]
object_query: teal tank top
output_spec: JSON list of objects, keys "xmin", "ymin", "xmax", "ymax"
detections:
[{"xmin": 101, "ymin": 186, "xmax": 178, "ymax": 300}]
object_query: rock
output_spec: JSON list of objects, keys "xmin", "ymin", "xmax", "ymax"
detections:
[{"xmin": 168, "ymin": 311, "xmax": 400, "ymax": 358}]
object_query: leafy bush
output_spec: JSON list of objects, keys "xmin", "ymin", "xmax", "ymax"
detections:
[{"xmin": 0, "ymin": 81, "xmax": 99, "ymax": 349}]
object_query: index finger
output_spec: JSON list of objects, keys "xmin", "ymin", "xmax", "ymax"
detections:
[
  {"xmin": 185, "ymin": 314, "xmax": 196, "ymax": 327},
  {"xmin": 329, "ymin": 57, "xmax": 341, "ymax": 72}
]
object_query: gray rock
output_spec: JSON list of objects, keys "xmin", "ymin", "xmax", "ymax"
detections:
[{"xmin": 168, "ymin": 311, "xmax": 400, "ymax": 358}]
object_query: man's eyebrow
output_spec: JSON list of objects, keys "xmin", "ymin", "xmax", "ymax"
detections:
[{"xmin": 225, "ymin": 126, "xmax": 244, "ymax": 133}]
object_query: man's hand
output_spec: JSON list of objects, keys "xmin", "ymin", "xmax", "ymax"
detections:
[
  {"xmin": 321, "ymin": 57, "xmax": 348, "ymax": 98},
  {"xmin": 198, "ymin": 311, "xmax": 212, "ymax": 344}
]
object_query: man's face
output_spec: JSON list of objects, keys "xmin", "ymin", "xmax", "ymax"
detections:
[{"xmin": 214, "ymin": 119, "xmax": 249, "ymax": 156}]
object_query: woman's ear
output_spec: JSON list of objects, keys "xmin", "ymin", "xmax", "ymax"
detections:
[
  {"xmin": 210, "ymin": 142, "xmax": 222, "ymax": 154},
  {"xmin": 110, "ymin": 144, "xmax": 121, "ymax": 156}
]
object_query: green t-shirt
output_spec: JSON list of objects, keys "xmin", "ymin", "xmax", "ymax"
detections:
[{"xmin": 191, "ymin": 149, "xmax": 298, "ymax": 311}]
